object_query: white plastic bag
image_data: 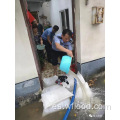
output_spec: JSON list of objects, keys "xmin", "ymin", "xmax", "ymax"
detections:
[
  {"xmin": 41, "ymin": 85, "xmax": 73, "ymax": 109},
  {"xmin": 42, "ymin": 98, "xmax": 70, "ymax": 117},
  {"xmin": 42, "ymin": 84, "xmax": 61, "ymax": 94},
  {"xmin": 43, "ymin": 75, "xmax": 58, "ymax": 88}
]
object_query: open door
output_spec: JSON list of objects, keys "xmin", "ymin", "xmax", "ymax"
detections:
[{"xmin": 19, "ymin": 0, "xmax": 77, "ymax": 90}]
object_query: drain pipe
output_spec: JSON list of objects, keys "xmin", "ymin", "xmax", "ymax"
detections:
[{"xmin": 72, "ymin": 0, "xmax": 78, "ymax": 74}]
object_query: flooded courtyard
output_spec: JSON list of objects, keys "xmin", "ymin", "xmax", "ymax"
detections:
[{"xmin": 15, "ymin": 71, "xmax": 105, "ymax": 120}]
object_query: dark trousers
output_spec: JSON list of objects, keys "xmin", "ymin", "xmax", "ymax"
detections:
[
  {"xmin": 37, "ymin": 50, "xmax": 44, "ymax": 59},
  {"xmin": 37, "ymin": 50, "xmax": 45, "ymax": 68},
  {"xmin": 52, "ymin": 49, "xmax": 66, "ymax": 66},
  {"xmin": 43, "ymin": 40, "xmax": 52, "ymax": 62}
]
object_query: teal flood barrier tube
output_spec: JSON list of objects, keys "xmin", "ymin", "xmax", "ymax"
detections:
[{"xmin": 63, "ymin": 78, "xmax": 77, "ymax": 120}]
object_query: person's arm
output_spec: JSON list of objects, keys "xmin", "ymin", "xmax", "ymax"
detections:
[
  {"xmin": 47, "ymin": 36, "xmax": 52, "ymax": 45},
  {"xmin": 42, "ymin": 29, "xmax": 44, "ymax": 33},
  {"xmin": 41, "ymin": 24, "xmax": 44, "ymax": 33},
  {"xmin": 55, "ymin": 43, "xmax": 73, "ymax": 57},
  {"xmin": 40, "ymin": 37, "xmax": 43, "ymax": 45}
]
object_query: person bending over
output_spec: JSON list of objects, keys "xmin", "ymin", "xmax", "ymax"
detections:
[
  {"xmin": 41, "ymin": 25, "xmax": 59, "ymax": 63},
  {"xmin": 52, "ymin": 29, "xmax": 73, "ymax": 75}
]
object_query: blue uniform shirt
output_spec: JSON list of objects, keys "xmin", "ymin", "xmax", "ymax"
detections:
[
  {"xmin": 41, "ymin": 27, "xmax": 55, "ymax": 41},
  {"xmin": 52, "ymin": 33, "xmax": 73, "ymax": 51}
]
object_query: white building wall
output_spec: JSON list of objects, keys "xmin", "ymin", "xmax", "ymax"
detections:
[
  {"xmin": 75, "ymin": 0, "xmax": 105, "ymax": 63},
  {"xmin": 41, "ymin": 0, "xmax": 73, "ymax": 33},
  {"xmin": 15, "ymin": 0, "xmax": 38, "ymax": 84},
  {"xmin": 27, "ymin": 0, "xmax": 73, "ymax": 33},
  {"xmin": 75, "ymin": 0, "xmax": 81, "ymax": 63},
  {"xmin": 41, "ymin": 2, "xmax": 51, "ymax": 24},
  {"xmin": 27, "ymin": 2, "xmax": 43, "ymax": 24},
  {"xmin": 28, "ymin": 2, "xmax": 41, "ymax": 11},
  {"xmin": 27, "ymin": 0, "xmax": 105, "ymax": 64}
]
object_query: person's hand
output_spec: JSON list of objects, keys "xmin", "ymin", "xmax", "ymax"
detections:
[
  {"xmin": 40, "ymin": 38, "xmax": 43, "ymax": 45},
  {"xmin": 40, "ymin": 40, "xmax": 43, "ymax": 45},
  {"xmin": 66, "ymin": 50, "xmax": 73, "ymax": 57},
  {"xmin": 49, "ymin": 42, "xmax": 52, "ymax": 45}
]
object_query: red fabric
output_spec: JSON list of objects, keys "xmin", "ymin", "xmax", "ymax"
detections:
[
  {"xmin": 70, "ymin": 64, "xmax": 75, "ymax": 73},
  {"xmin": 27, "ymin": 10, "xmax": 35, "ymax": 24}
]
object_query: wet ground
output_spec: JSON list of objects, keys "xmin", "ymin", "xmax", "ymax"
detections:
[
  {"xmin": 15, "ymin": 71, "xmax": 105, "ymax": 120},
  {"xmin": 42, "ymin": 59, "xmax": 64, "ymax": 78},
  {"xmin": 74, "ymin": 74, "xmax": 105, "ymax": 120}
]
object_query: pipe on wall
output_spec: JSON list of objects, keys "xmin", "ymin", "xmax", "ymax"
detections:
[{"xmin": 72, "ymin": 0, "xmax": 78, "ymax": 74}]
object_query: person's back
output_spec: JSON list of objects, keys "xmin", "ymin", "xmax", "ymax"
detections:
[
  {"xmin": 41, "ymin": 25, "xmax": 59, "ymax": 63},
  {"xmin": 41, "ymin": 27, "xmax": 53, "ymax": 41}
]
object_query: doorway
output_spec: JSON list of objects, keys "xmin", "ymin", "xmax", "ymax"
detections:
[{"xmin": 20, "ymin": 0, "xmax": 77, "ymax": 89}]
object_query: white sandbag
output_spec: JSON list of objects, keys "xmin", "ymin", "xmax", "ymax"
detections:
[
  {"xmin": 41, "ymin": 86, "xmax": 73, "ymax": 109},
  {"xmin": 42, "ymin": 84, "xmax": 61, "ymax": 94},
  {"xmin": 42, "ymin": 98, "xmax": 70, "ymax": 117},
  {"xmin": 43, "ymin": 75, "xmax": 58, "ymax": 88}
]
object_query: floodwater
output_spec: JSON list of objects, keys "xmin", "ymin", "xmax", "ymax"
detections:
[
  {"xmin": 74, "ymin": 75, "xmax": 105, "ymax": 120},
  {"xmin": 15, "ymin": 73, "xmax": 105, "ymax": 120}
]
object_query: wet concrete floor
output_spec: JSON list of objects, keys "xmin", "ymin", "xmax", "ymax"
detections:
[
  {"xmin": 15, "ymin": 101, "xmax": 76, "ymax": 120},
  {"xmin": 15, "ymin": 71, "xmax": 105, "ymax": 120}
]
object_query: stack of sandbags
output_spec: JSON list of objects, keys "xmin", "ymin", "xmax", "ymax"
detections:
[
  {"xmin": 41, "ymin": 84, "xmax": 73, "ymax": 116},
  {"xmin": 43, "ymin": 75, "xmax": 75, "ymax": 92},
  {"xmin": 42, "ymin": 71, "xmax": 93, "ymax": 116}
]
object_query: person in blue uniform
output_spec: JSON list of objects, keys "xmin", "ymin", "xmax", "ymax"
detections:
[
  {"xmin": 42, "ymin": 25, "xmax": 59, "ymax": 63},
  {"xmin": 52, "ymin": 29, "xmax": 73, "ymax": 75}
]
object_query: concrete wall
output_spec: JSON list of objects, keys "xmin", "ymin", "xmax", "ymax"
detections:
[
  {"xmin": 28, "ymin": 0, "xmax": 73, "ymax": 33},
  {"xmin": 27, "ymin": 2, "xmax": 43, "ymax": 24},
  {"xmin": 27, "ymin": 2, "xmax": 50, "ymax": 24},
  {"xmin": 28, "ymin": 2, "xmax": 41, "ymax": 11},
  {"xmin": 41, "ymin": 2, "xmax": 51, "ymax": 24},
  {"xmin": 15, "ymin": 0, "xmax": 38, "ymax": 84},
  {"xmin": 75, "ymin": 0, "xmax": 105, "ymax": 64},
  {"xmin": 75, "ymin": 0, "xmax": 81, "ymax": 63},
  {"xmin": 49, "ymin": 0, "xmax": 73, "ymax": 33}
]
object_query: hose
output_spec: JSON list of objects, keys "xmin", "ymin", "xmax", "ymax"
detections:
[{"xmin": 63, "ymin": 78, "xmax": 77, "ymax": 120}]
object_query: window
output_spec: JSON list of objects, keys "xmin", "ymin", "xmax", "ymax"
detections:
[{"xmin": 60, "ymin": 9, "xmax": 70, "ymax": 30}]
